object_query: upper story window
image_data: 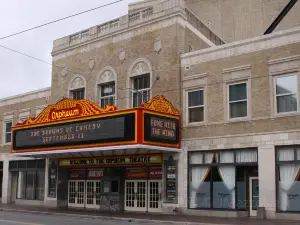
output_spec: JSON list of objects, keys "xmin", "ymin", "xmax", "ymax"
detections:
[
  {"xmin": 70, "ymin": 89, "xmax": 85, "ymax": 100},
  {"xmin": 98, "ymin": 68, "xmax": 116, "ymax": 108},
  {"xmin": 187, "ymin": 89, "xmax": 204, "ymax": 123},
  {"xmin": 69, "ymin": 75, "xmax": 86, "ymax": 100},
  {"xmin": 4, "ymin": 121, "xmax": 12, "ymax": 144},
  {"xmin": 99, "ymin": 82, "xmax": 115, "ymax": 108},
  {"xmin": 275, "ymin": 74, "xmax": 298, "ymax": 114},
  {"xmin": 132, "ymin": 75, "xmax": 150, "ymax": 107},
  {"xmin": 129, "ymin": 60, "xmax": 152, "ymax": 108},
  {"xmin": 228, "ymin": 82, "xmax": 248, "ymax": 119}
]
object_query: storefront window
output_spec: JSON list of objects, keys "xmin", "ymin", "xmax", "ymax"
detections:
[
  {"xmin": 277, "ymin": 146, "xmax": 300, "ymax": 212},
  {"xmin": 17, "ymin": 170, "xmax": 45, "ymax": 200},
  {"xmin": 189, "ymin": 149, "xmax": 257, "ymax": 210},
  {"xmin": 213, "ymin": 166, "xmax": 235, "ymax": 209}
]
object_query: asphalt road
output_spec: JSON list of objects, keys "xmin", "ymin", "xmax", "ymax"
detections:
[{"xmin": 0, "ymin": 211, "xmax": 152, "ymax": 225}]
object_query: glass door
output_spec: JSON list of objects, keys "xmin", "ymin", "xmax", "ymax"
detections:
[
  {"xmin": 148, "ymin": 180, "xmax": 162, "ymax": 212},
  {"xmin": 125, "ymin": 180, "xmax": 147, "ymax": 212},
  {"xmin": 68, "ymin": 180, "xmax": 85, "ymax": 208},
  {"xmin": 86, "ymin": 181, "xmax": 101, "ymax": 209},
  {"xmin": 249, "ymin": 177, "xmax": 259, "ymax": 217}
]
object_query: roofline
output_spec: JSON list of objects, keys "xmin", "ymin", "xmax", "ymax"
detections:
[
  {"xmin": 0, "ymin": 87, "xmax": 51, "ymax": 103},
  {"xmin": 180, "ymin": 25, "xmax": 300, "ymax": 65}
]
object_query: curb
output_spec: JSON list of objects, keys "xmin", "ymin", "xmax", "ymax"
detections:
[{"xmin": 0, "ymin": 208, "xmax": 228, "ymax": 225}]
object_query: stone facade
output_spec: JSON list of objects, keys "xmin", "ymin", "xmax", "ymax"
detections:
[
  {"xmin": 50, "ymin": 0, "xmax": 211, "ymax": 110},
  {"xmin": 1, "ymin": 0, "xmax": 300, "ymax": 221},
  {"xmin": 186, "ymin": 0, "xmax": 300, "ymax": 43},
  {"xmin": 180, "ymin": 25, "xmax": 300, "ymax": 219}
]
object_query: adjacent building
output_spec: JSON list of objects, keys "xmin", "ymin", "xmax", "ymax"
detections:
[{"xmin": 1, "ymin": 0, "xmax": 300, "ymax": 221}]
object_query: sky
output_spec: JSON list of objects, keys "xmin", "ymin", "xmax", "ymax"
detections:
[{"xmin": 0, "ymin": 0, "xmax": 138, "ymax": 99}]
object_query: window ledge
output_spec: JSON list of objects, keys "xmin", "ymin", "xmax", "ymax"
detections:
[
  {"xmin": 227, "ymin": 117, "xmax": 251, "ymax": 123},
  {"xmin": 272, "ymin": 111, "xmax": 300, "ymax": 119},
  {"xmin": 183, "ymin": 121, "xmax": 206, "ymax": 127},
  {"xmin": 3, "ymin": 142, "xmax": 11, "ymax": 146}
]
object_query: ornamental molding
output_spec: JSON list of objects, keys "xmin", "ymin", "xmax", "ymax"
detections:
[
  {"xmin": 69, "ymin": 75, "xmax": 86, "ymax": 90},
  {"xmin": 15, "ymin": 98, "xmax": 117, "ymax": 127},
  {"xmin": 141, "ymin": 95, "xmax": 179, "ymax": 116}
]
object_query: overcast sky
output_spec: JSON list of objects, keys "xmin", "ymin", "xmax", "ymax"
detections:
[{"xmin": 0, "ymin": 0, "xmax": 137, "ymax": 99}]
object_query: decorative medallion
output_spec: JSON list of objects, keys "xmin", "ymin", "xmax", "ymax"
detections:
[
  {"xmin": 88, "ymin": 59, "xmax": 95, "ymax": 70},
  {"xmin": 132, "ymin": 62, "xmax": 149, "ymax": 77},
  {"xmin": 16, "ymin": 98, "xmax": 117, "ymax": 126},
  {"xmin": 70, "ymin": 77, "xmax": 85, "ymax": 90},
  {"xmin": 141, "ymin": 95, "xmax": 179, "ymax": 116},
  {"xmin": 154, "ymin": 39, "xmax": 161, "ymax": 53},
  {"xmin": 99, "ymin": 70, "xmax": 114, "ymax": 83},
  {"xmin": 108, "ymin": 41, "xmax": 114, "ymax": 52},
  {"xmin": 61, "ymin": 67, "xmax": 68, "ymax": 77},
  {"xmin": 119, "ymin": 48, "xmax": 125, "ymax": 62}
]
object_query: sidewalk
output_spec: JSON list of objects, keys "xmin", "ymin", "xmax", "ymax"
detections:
[{"xmin": 0, "ymin": 204, "xmax": 298, "ymax": 225}]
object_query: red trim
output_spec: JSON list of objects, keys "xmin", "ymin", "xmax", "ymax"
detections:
[{"xmin": 137, "ymin": 108, "xmax": 143, "ymax": 144}]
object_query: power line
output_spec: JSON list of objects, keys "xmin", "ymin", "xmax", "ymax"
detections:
[{"xmin": 0, "ymin": 0, "xmax": 124, "ymax": 41}]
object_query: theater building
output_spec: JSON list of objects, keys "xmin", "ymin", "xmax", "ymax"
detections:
[
  {"xmin": 10, "ymin": 96, "xmax": 180, "ymax": 212},
  {"xmin": 1, "ymin": 0, "xmax": 300, "ymax": 221}
]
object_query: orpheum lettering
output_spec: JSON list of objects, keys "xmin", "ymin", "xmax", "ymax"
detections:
[{"xmin": 51, "ymin": 108, "xmax": 80, "ymax": 120}]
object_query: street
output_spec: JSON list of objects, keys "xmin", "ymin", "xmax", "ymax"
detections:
[{"xmin": 0, "ymin": 211, "xmax": 154, "ymax": 225}]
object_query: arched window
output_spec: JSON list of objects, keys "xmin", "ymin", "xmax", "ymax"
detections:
[
  {"xmin": 128, "ymin": 58, "xmax": 152, "ymax": 107},
  {"xmin": 68, "ymin": 75, "xmax": 86, "ymax": 100},
  {"xmin": 97, "ymin": 67, "xmax": 116, "ymax": 108}
]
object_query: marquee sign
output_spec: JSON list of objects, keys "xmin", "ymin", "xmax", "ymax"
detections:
[
  {"xmin": 11, "ymin": 96, "xmax": 180, "ymax": 153},
  {"xmin": 13, "ymin": 113, "xmax": 135, "ymax": 151},
  {"xmin": 59, "ymin": 154, "xmax": 163, "ymax": 167}
]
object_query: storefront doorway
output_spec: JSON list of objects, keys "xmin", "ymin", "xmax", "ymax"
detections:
[
  {"xmin": 85, "ymin": 181, "xmax": 101, "ymax": 209},
  {"xmin": 124, "ymin": 180, "xmax": 162, "ymax": 212},
  {"xmin": 68, "ymin": 180, "xmax": 85, "ymax": 208},
  {"xmin": 249, "ymin": 177, "xmax": 259, "ymax": 217}
]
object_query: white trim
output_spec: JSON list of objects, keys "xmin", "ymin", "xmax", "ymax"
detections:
[
  {"xmin": 3, "ymin": 120, "xmax": 13, "ymax": 146},
  {"xmin": 268, "ymin": 55, "xmax": 300, "ymax": 65},
  {"xmin": 96, "ymin": 66, "xmax": 117, "ymax": 107},
  {"xmin": 127, "ymin": 58, "xmax": 153, "ymax": 108},
  {"xmin": 273, "ymin": 73, "xmax": 299, "ymax": 116},
  {"xmin": 182, "ymin": 73, "xmax": 208, "ymax": 81},
  {"xmin": 226, "ymin": 80, "xmax": 251, "ymax": 121},
  {"xmin": 222, "ymin": 65, "xmax": 251, "ymax": 74},
  {"xmin": 10, "ymin": 144, "xmax": 181, "ymax": 157},
  {"xmin": 186, "ymin": 89, "xmax": 205, "ymax": 125},
  {"xmin": 68, "ymin": 74, "xmax": 86, "ymax": 99},
  {"xmin": 3, "ymin": 112, "xmax": 13, "ymax": 120},
  {"xmin": 249, "ymin": 177, "xmax": 259, "ymax": 217}
]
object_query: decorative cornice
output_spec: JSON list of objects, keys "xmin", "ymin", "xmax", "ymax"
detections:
[
  {"xmin": 15, "ymin": 98, "xmax": 117, "ymax": 127},
  {"xmin": 268, "ymin": 54, "xmax": 300, "ymax": 65},
  {"xmin": 0, "ymin": 87, "xmax": 51, "ymax": 108},
  {"xmin": 181, "ymin": 26, "xmax": 300, "ymax": 66},
  {"xmin": 141, "ymin": 95, "xmax": 179, "ymax": 116},
  {"xmin": 182, "ymin": 73, "xmax": 208, "ymax": 81},
  {"xmin": 52, "ymin": 12, "xmax": 185, "ymax": 60},
  {"xmin": 222, "ymin": 65, "xmax": 251, "ymax": 74}
]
